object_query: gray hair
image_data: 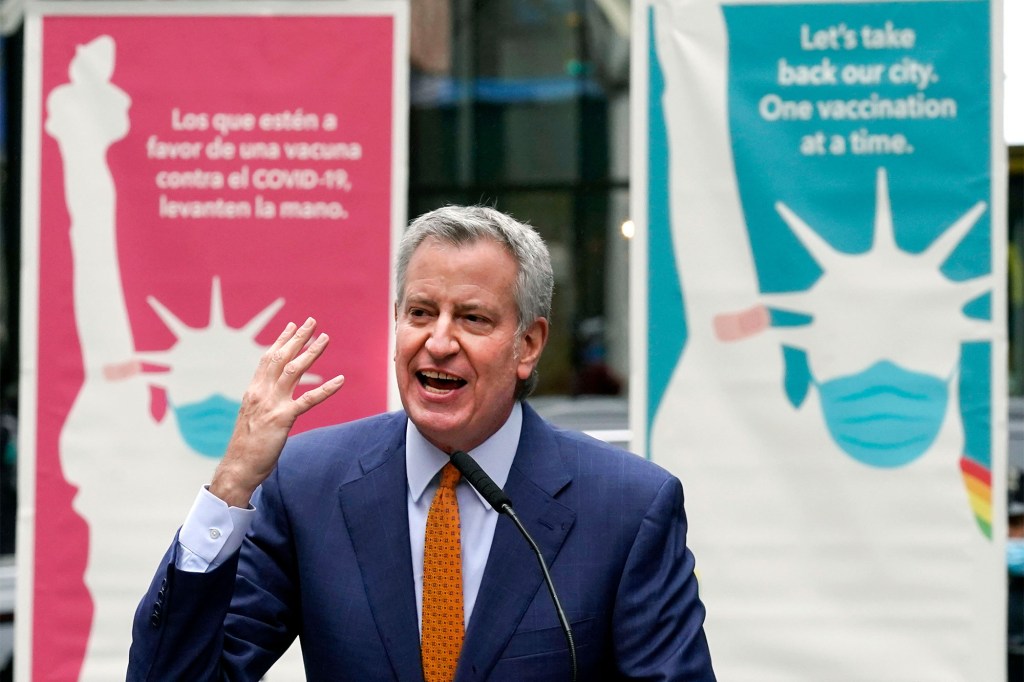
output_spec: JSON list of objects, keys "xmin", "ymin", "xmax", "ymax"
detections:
[{"xmin": 396, "ymin": 205, "xmax": 554, "ymax": 398}]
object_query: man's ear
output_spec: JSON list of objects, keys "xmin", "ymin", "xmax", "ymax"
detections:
[
  {"xmin": 516, "ymin": 317, "xmax": 549, "ymax": 381},
  {"xmin": 393, "ymin": 301, "xmax": 399, "ymax": 360}
]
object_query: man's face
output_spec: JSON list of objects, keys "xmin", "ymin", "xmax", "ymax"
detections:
[{"xmin": 395, "ymin": 237, "xmax": 547, "ymax": 453}]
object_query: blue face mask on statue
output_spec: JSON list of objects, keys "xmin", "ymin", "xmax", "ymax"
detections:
[
  {"xmin": 170, "ymin": 394, "xmax": 242, "ymax": 458},
  {"xmin": 815, "ymin": 361, "xmax": 948, "ymax": 469},
  {"xmin": 1008, "ymin": 538, "xmax": 1024, "ymax": 577}
]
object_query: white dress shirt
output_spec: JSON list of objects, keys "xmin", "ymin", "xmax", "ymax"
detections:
[
  {"xmin": 175, "ymin": 404, "xmax": 522, "ymax": 633},
  {"xmin": 405, "ymin": 402, "xmax": 520, "ymax": 632}
]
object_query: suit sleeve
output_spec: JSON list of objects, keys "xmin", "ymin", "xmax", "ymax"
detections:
[
  {"xmin": 127, "ymin": 537, "xmax": 242, "ymax": 681},
  {"xmin": 611, "ymin": 476, "xmax": 716, "ymax": 681},
  {"xmin": 127, "ymin": 468, "xmax": 300, "ymax": 681}
]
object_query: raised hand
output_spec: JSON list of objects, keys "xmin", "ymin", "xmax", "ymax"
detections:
[{"xmin": 209, "ymin": 318, "xmax": 345, "ymax": 507}]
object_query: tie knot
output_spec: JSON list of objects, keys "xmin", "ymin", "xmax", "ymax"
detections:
[{"xmin": 439, "ymin": 462, "xmax": 461, "ymax": 489}]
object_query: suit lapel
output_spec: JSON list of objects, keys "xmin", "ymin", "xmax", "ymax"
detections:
[
  {"xmin": 337, "ymin": 418, "xmax": 424, "ymax": 682},
  {"xmin": 458, "ymin": 405, "xmax": 577, "ymax": 681}
]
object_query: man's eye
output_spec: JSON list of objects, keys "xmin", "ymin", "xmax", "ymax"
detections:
[{"xmin": 409, "ymin": 308, "xmax": 428, "ymax": 317}]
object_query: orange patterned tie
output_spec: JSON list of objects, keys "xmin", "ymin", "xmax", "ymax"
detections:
[{"xmin": 422, "ymin": 463, "xmax": 464, "ymax": 682}]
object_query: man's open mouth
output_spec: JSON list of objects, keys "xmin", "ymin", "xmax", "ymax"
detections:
[{"xmin": 417, "ymin": 370, "xmax": 467, "ymax": 393}]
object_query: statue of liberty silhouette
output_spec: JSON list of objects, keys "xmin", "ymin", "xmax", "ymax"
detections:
[
  {"xmin": 644, "ymin": 1, "xmax": 998, "ymax": 678},
  {"xmin": 46, "ymin": 35, "xmax": 305, "ymax": 679}
]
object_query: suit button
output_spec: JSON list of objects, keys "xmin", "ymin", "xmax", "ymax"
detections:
[{"xmin": 150, "ymin": 614, "xmax": 161, "ymax": 627}]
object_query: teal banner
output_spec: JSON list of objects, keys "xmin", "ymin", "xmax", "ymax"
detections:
[
  {"xmin": 634, "ymin": 1, "xmax": 1004, "ymax": 678},
  {"xmin": 724, "ymin": 0, "xmax": 993, "ymax": 516}
]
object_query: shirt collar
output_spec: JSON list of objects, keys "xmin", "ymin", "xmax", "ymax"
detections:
[{"xmin": 406, "ymin": 401, "xmax": 523, "ymax": 509}]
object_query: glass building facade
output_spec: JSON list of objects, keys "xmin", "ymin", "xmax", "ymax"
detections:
[{"xmin": 406, "ymin": 0, "xmax": 632, "ymax": 396}]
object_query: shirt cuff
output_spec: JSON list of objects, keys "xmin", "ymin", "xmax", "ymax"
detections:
[{"xmin": 176, "ymin": 485, "xmax": 255, "ymax": 573}]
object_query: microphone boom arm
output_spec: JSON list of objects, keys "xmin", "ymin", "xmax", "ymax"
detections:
[
  {"xmin": 501, "ymin": 503, "xmax": 577, "ymax": 682},
  {"xmin": 448, "ymin": 450, "xmax": 577, "ymax": 682}
]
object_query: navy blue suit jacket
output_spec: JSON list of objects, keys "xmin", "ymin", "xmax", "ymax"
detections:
[{"xmin": 128, "ymin": 403, "xmax": 714, "ymax": 680}]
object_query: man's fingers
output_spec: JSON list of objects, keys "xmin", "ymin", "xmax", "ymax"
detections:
[
  {"xmin": 276, "ymin": 317, "xmax": 318, "ymax": 364},
  {"xmin": 215, "ymin": 318, "xmax": 342, "ymax": 504},
  {"xmin": 268, "ymin": 321, "xmax": 299, "ymax": 357},
  {"xmin": 295, "ymin": 375, "xmax": 346, "ymax": 414},
  {"xmin": 256, "ymin": 321, "xmax": 298, "ymax": 374},
  {"xmin": 279, "ymin": 332, "xmax": 329, "ymax": 383},
  {"xmin": 258, "ymin": 318, "xmax": 317, "ymax": 376},
  {"xmin": 251, "ymin": 319, "xmax": 341, "ymax": 418}
]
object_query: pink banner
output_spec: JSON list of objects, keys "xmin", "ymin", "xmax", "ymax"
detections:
[{"xmin": 26, "ymin": 8, "xmax": 403, "ymax": 678}]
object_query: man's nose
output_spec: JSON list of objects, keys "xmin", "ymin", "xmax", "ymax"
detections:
[{"xmin": 424, "ymin": 315, "xmax": 459, "ymax": 357}]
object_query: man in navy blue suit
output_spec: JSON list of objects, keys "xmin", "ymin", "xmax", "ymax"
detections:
[{"xmin": 128, "ymin": 205, "xmax": 715, "ymax": 681}]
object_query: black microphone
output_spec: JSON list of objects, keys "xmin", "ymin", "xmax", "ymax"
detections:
[
  {"xmin": 449, "ymin": 450, "xmax": 513, "ymax": 512},
  {"xmin": 448, "ymin": 450, "xmax": 577, "ymax": 682}
]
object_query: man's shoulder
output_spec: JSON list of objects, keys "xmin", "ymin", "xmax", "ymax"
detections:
[
  {"xmin": 523, "ymin": 403, "xmax": 675, "ymax": 486},
  {"xmin": 519, "ymin": 407, "xmax": 681, "ymax": 525},
  {"xmin": 288, "ymin": 410, "xmax": 406, "ymax": 447},
  {"xmin": 276, "ymin": 410, "xmax": 406, "ymax": 477},
  {"xmin": 560, "ymin": 427, "xmax": 671, "ymax": 480}
]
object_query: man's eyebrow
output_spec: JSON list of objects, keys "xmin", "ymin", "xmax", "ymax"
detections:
[
  {"xmin": 403, "ymin": 293, "xmax": 435, "ymax": 306},
  {"xmin": 453, "ymin": 301, "xmax": 497, "ymax": 315}
]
